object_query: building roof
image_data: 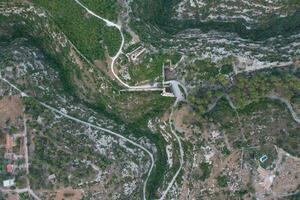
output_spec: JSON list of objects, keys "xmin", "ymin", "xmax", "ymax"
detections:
[
  {"xmin": 3, "ymin": 179, "xmax": 15, "ymax": 187},
  {"xmin": 6, "ymin": 164, "xmax": 14, "ymax": 173},
  {"xmin": 6, "ymin": 134, "xmax": 14, "ymax": 149},
  {"xmin": 259, "ymin": 155, "xmax": 268, "ymax": 163}
]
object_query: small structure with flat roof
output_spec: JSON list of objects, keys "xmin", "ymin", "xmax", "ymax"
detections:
[
  {"xmin": 126, "ymin": 45, "xmax": 146, "ymax": 63},
  {"xmin": 3, "ymin": 179, "xmax": 15, "ymax": 187},
  {"xmin": 259, "ymin": 155, "xmax": 268, "ymax": 163},
  {"xmin": 6, "ymin": 164, "xmax": 14, "ymax": 173}
]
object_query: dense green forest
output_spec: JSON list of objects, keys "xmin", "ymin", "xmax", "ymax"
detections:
[{"xmin": 132, "ymin": 0, "xmax": 300, "ymax": 40}]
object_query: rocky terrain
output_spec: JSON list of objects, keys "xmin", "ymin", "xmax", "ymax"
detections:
[{"xmin": 0, "ymin": 0, "xmax": 300, "ymax": 199}]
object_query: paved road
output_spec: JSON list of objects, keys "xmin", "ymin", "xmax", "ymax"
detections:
[
  {"xmin": 0, "ymin": 77, "xmax": 154, "ymax": 200},
  {"xmin": 267, "ymin": 95, "xmax": 300, "ymax": 124},
  {"xmin": 74, "ymin": 0, "xmax": 190, "ymax": 100},
  {"xmin": 2, "ymin": 1, "xmax": 188, "ymax": 199},
  {"xmin": 72, "ymin": 1, "xmax": 188, "ymax": 199},
  {"xmin": 164, "ymin": 80, "xmax": 188, "ymax": 103},
  {"xmin": 23, "ymin": 115, "xmax": 29, "ymax": 175},
  {"xmin": 74, "ymin": 0, "xmax": 162, "ymax": 91},
  {"xmin": 158, "ymin": 103, "xmax": 184, "ymax": 200},
  {"xmin": 121, "ymin": 82, "xmax": 164, "ymax": 92},
  {"xmin": 0, "ymin": 187, "xmax": 41, "ymax": 200}
]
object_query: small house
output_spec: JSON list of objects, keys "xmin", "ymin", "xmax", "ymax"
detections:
[{"xmin": 3, "ymin": 179, "xmax": 15, "ymax": 187}]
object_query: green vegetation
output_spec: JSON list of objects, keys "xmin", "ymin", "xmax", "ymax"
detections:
[
  {"xmin": 32, "ymin": 38, "xmax": 77, "ymax": 96},
  {"xmin": 276, "ymin": 127, "xmax": 299, "ymax": 157},
  {"xmin": 217, "ymin": 174, "xmax": 228, "ymax": 187},
  {"xmin": 190, "ymin": 65, "xmax": 300, "ymax": 114},
  {"xmin": 186, "ymin": 58, "xmax": 234, "ymax": 113},
  {"xmin": 132, "ymin": 0, "xmax": 300, "ymax": 41},
  {"xmin": 244, "ymin": 145, "xmax": 277, "ymax": 169},
  {"xmin": 229, "ymin": 70, "xmax": 300, "ymax": 108},
  {"xmin": 128, "ymin": 55, "xmax": 163, "ymax": 83},
  {"xmin": 63, "ymin": 193, "xmax": 75, "ymax": 198},
  {"xmin": 19, "ymin": 193, "xmax": 34, "ymax": 200},
  {"xmin": 128, "ymin": 52, "xmax": 179, "ymax": 84},
  {"xmin": 80, "ymin": 0, "xmax": 119, "ymax": 21},
  {"xmin": 33, "ymin": 0, "xmax": 121, "ymax": 59},
  {"xmin": 122, "ymin": 92, "xmax": 173, "ymax": 199},
  {"xmin": 185, "ymin": 59, "xmax": 219, "ymax": 82},
  {"xmin": 221, "ymin": 146, "xmax": 230, "ymax": 156},
  {"xmin": 23, "ymin": 91, "xmax": 173, "ymax": 198},
  {"xmin": 206, "ymin": 98, "xmax": 237, "ymax": 131},
  {"xmin": 29, "ymin": 134, "xmax": 99, "ymax": 189},
  {"xmin": 199, "ymin": 162, "xmax": 212, "ymax": 181},
  {"xmin": 1, "ymin": 10, "xmax": 174, "ymax": 197},
  {"xmin": 176, "ymin": 11, "xmax": 300, "ymax": 41},
  {"xmin": 131, "ymin": 0, "xmax": 179, "ymax": 35},
  {"xmin": 115, "ymin": 91, "xmax": 173, "ymax": 123},
  {"xmin": 286, "ymin": 190, "xmax": 300, "ymax": 200},
  {"xmin": 291, "ymin": 95, "xmax": 300, "ymax": 105},
  {"xmin": 1, "ymin": 0, "xmax": 300, "ymax": 199},
  {"xmin": 102, "ymin": 27, "xmax": 121, "ymax": 56},
  {"xmin": 220, "ymin": 64, "xmax": 233, "ymax": 75},
  {"xmin": 234, "ymin": 184, "xmax": 254, "ymax": 198},
  {"xmin": 0, "ymin": 8, "xmax": 96, "ymax": 99},
  {"xmin": 0, "ymin": 193, "xmax": 4, "ymax": 200},
  {"xmin": 206, "ymin": 97, "xmax": 300, "ymax": 157}
]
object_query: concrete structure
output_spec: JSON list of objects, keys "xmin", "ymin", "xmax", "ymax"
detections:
[
  {"xmin": 259, "ymin": 155, "xmax": 268, "ymax": 163},
  {"xmin": 161, "ymin": 63, "xmax": 187, "ymax": 102},
  {"xmin": 6, "ymin": 134, "xmax": 14, "ymax": 150},
  {"xmin": 126, "ymin": 46, "xmax": 146, "ymax": 62},
  {"xmin": 3, "ymin": 179, "xmax": 15, "ymax": 187},
  {"xmin": 4, "ymin": 152, "xmax": 23, "ymax": 160},
  {"xmin": 161, "ymin": 86, "xmax": 175, "ymax": 98}
]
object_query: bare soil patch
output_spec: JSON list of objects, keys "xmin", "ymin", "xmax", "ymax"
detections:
[
  {"xmin": 0, "ymin": 95, "xmax": 23, "ymax": 127},
  {"xmin": 172, "ymin": 105, "xmax": 194, "ymax": 137},
  {"xmin": 55, "ymin": 187, "xmax": 83, "ymax": 200},
  {"xmin": 94, "ymin": 56, "xmax": 116, "ymax": 81}
]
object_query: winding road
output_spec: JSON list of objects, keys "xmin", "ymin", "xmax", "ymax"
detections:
[
  {"xmin": 1, "ymin": 0, "xmax": 186, "ymax": 199},
  {"xmin": 0, "ymin": 76, "xmax": 154, "ymax": 200},
  {"xmin": 72, "ymin": 1, "xmax": 185, "ymax": 199},
  {"xmin": 159, "ymin": 103, "xmax": 184, "ymax": 200},
  {"xmin": 74, "ymin": 0, "xmax": 160, "ymax": 91},
  {"xmin": 65, "ymin": 3, "xmax": 300, "ymax": 198},
  {"xmin": 267, "ymin": 95, "xmax": 300, "ymax": 123}
]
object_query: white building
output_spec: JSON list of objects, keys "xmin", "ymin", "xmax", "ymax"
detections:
[{"xmin": 3, "ymin": 179, "xmax": 15, "ymax": 187}]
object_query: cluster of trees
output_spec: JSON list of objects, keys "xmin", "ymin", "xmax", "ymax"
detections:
[
  {"xmin": 33, "ymin": 0, "xmax": 121, "ymax": 60},
  {"xmin": 230, "ymin": 70, "xmax": 300, "ymax": 108},
  {"xmin": 199, "ymin": 162, "xmax": 212, "ymax": 181},
  {"xmin": 80, "ymin": 0, "xmax": 119, "ymax": 21},
  {"xmin": 187, "ymin": 59, "xmax": 234, "ymax": 113},
  {"xmin": 217, "ymin": 174, "xmax": 228, "ymax": 187},
  {"xmin": 128, "ymin": 53, "xmax": 164, "ymax": 84},
  {"xmin": 190, "ymin": 67, "xmax": 300, "ymax": 114},
  {"xmin": 128, "ymin": 52, "xmax": 180, "ymax": 84},
  {"xmin": 133, "ymin": 0, "xmax": 300, "ymax": 41}
]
